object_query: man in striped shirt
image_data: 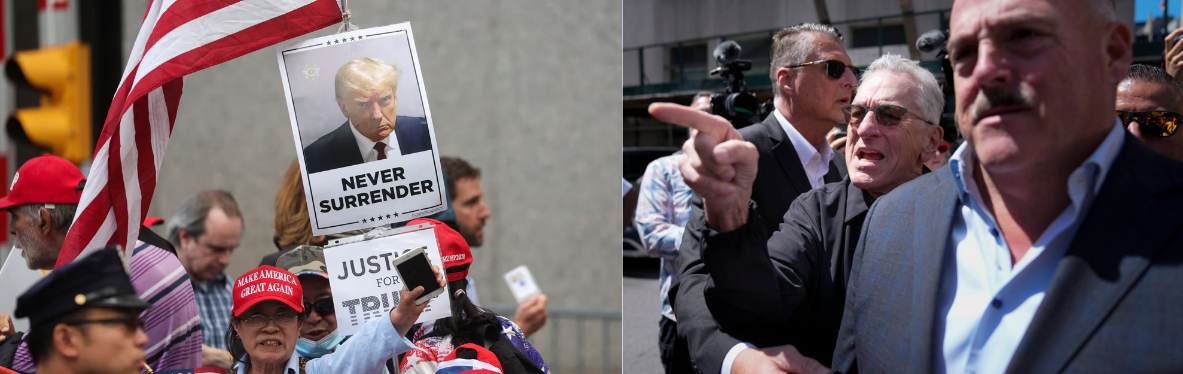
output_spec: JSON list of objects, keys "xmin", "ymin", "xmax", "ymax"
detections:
[
  {"xmin": 0, "ymin": 155, "xmax": 203, "ymax": 372},
  {"xmin": 167, "ymin": 190, "xmax": 242, "ymax": 372}
]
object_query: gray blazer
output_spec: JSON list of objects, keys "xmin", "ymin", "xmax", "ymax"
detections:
[{"xmin": 832, "ymin": 133, "xmax": 1183, "ymax": 373}]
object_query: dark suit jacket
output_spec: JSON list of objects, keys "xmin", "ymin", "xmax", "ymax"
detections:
[
  {"xmin": 669, "ymin": 113, "xmax": 847, "ymax": 373},
  {"xmin": 832, "ymin": 134, "xmax": 1183, "ymax": 373},
  {"xmin": 303, "ymin": 116, "xmax": 432, "ymax": 174},
  {"xmin": 699, "ymin": 176, "xmax": 872, "ymax": 367}
]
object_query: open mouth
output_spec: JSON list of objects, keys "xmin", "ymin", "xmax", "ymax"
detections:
[
  {"xmin": 260, "ymin": 339, "xmax": 282, "ymax": 348},
  {"xmin": 857, "ymin": 149, "xmax": 884, "ymax": 162}
]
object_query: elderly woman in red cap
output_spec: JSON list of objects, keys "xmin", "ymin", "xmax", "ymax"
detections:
[{"xmin": 226, "ymin": 264, "xmax": 443, "ymax": 374}]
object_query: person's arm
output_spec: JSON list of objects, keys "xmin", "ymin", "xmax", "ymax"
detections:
[
  {"xmin": 1165, "ymin": 28, "xmax": 1183, "ymax": 83},
  {"xmin": 305, "ymin": 266, "xmax": 445, "ymax": 374},
  {"xmin": 201, "ymin": 345, "xmax": 234, "ymax": 371},
  {"xmin": 635, "ymin": 159, "xmax": 686, "ymax": 259}
]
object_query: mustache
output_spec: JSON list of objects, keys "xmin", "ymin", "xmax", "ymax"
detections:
[{"xmin": 968, "ymin": 86, "xmax": 1035, "ymax": 123}]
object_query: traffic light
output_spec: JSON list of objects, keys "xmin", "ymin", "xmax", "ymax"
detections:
[{"xmin": 6, "ymin": 41, "xmax": 91, "ymax": 164}]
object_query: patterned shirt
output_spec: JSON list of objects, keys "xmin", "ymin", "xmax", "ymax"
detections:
[
  {"xmin": 400, "ymin": 316, "xmax": 548, "ymax": 374},
  {"xmin": 193, "ymin": 272, "xmax": 234, "ymax": 350},
  {"xmin": 13, "ymin": 241, "xmax": 203, "ymax": 372},
  {"xmin": 634, "ymin": 155, "xmax": 693, "ymax": 321}
]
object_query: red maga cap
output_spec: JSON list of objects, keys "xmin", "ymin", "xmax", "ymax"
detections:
[
  {"xmin": 409, "ymin": 218, "xmax": 472, "ymax": 282},
  {"xmin": 231, "ymin": 266, "xmax": 304, "ymax": 317},
  {"xmin": 0, "ymin": 155, "xmax": 85, "ymax": 210}
]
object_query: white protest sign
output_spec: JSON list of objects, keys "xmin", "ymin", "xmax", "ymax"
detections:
[
  {"xmin": 275, "ymin": 22, "xmax": 446, "ymax": 236},
  {"xmin": 323, "ymin": 224, "xmax": 450, "ymax": 336},
  {"xmin": 0, "ymin": 247, "xmax": 41, "ymax": 333}
]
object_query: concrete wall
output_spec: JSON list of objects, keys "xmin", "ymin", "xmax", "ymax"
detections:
[{"xmin": 124, "ymin": 0, "xmax": 621, "ymax": 370}]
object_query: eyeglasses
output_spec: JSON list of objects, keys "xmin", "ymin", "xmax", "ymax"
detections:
[
  {"xmin": 842, "ymin": 104, "xmax": 934, "ymax": 128},
  {"xmin": 303, "ymin": 298, "xmax": 334, "ymax": 317},
  {"xmin": 239, "ymin": 311, "xmax": 299, "ymax": 330},
  {"xmin": 787, "ymin": 60, "xmax": 859, "ymax": 79},
  {"xmin": 1116, "ymin": 110, "xmax": 1180, "ymax": 137},
  {"xmin": 64, "ymin": 316, "xmax": 144, "ymax": 334}
]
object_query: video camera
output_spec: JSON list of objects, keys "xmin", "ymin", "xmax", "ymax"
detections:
[{"xmin": 709, "ymin": 41, "xmax": 762, "ymax": 129}]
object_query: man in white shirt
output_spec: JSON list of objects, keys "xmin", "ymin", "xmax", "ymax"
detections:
[{"xmin": 303, "ymin": 58, "xmax": 432, "ymax": 174}]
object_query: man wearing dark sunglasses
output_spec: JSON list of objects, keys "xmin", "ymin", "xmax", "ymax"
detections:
[
  {"xmin": 275, "ymin": 246, "xmax": 347, "ymax": 364},
  {"xmin": 12, "ymin": 247, "xmax": 153, "ymax": 374},
  {"xmin": 656, "ymin": 22, "xmax": 855, "ymax": 374},
  {"xmin": 1116, "ymin": 64, "xmax": 1183, "ymax": 161}
]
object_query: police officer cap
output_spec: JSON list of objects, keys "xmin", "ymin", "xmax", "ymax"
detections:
[{"xmin": 14, "ymin": 246, "xmax": 151, "ymax": 328}]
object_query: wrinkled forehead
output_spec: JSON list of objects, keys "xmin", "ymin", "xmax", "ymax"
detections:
[
  {"xmin": 854, "ymin": 72, "xmax": 921, "ymax": 109},
  {"xmin": 949, "ymin": 0, "xmax": 1063, "ymax": 46},
  {"xmin": 1117, "ymin": 80, "xmax": 1183, "ymax": 112}
]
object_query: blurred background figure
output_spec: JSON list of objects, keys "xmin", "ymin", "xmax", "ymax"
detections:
[
  {"xmin": 259, "ymin": 160, "xmax": 329, "ymax": 268},
  {"xmin": 1117, "ymin": 64, "xmax": 1183, "ymax": 161},
  {"xmin": 168, "ymin": 190, "xmax": 244, "ymax": 371},
  {"xmin": 924, "ymin": 141, "xmax": 951, "ymax": 170}
]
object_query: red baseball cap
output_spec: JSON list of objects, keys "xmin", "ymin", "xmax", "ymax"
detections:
[
  {"xmin": 231, "ymin": 266, "xmax": 304, "ymax": 317},
  {"xmin": 0, "ymin": 155, "xmax": 86, "ymax": 210},
  {"xmin": 408, "ymin": 218, "xmax": 472, "ymax": 282}
]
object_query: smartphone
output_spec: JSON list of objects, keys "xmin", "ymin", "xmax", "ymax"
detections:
[
  {"xmin": 391, "ymin": 247, "xmax": 444, "ymax": 305},
  {"xmin": 503, "ymin": 265, "xmax": 541, "ymax": 303}
]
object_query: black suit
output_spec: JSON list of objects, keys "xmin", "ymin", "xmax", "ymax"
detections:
[
  {"xmin": 303, "ymin": 116, "xmax": 432, "ymax": 174},
  {"xmin": 832, "ymin": 134, "xmax": 1183, "ymax": 373},
  {"xmin": 669, "ymin": 114, "xmax": 846, "ymax": 373}
]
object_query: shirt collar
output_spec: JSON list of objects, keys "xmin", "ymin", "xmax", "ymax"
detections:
[
  {"xmin": 844, "ymin": 176, "xmax": 876, "ymax": 223},
  {"xmin": 348, "ymin": 120, "xmax": 388, "ymax": 158},
  {"xmin": 773, "ymin": 110, "xmax": 833, "ymax": 169},
  {"xmin": 234, "ymin": 352, "xmax": 301, "ymax": 374},
  {"xmin": 197, "ymin": 272, "xmax": 230, "ymax": 287},
  {"xmin": 949, "ymin": 118, "xmax": 1125, "ymax": 209}
]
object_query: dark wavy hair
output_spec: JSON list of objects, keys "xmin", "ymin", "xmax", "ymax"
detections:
[{"xmin": 420, "ymin": 277, "xmax": 501, "ymax": 345}]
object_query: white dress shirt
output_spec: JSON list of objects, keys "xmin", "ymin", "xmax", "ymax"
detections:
[
  {"xmin": 349, "ymin": 120, "xmax": 400, "ymax": 162},
  {"xmin": 774, "ymin": 110, "xmax": 833, "ymax": 189},
  {"xmin": 722, "ymin": 111, "xmax": 833, "ymax": 374},
  {"xmin": 938, "ymin": 121, "xmax": 1124, "ymax": 374}
]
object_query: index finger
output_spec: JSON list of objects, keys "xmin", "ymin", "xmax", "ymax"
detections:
[{"xmin": 649, "ymin": 103, "xmax": 736, "ymax": 139}]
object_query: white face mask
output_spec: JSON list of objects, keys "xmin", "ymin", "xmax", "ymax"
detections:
[{"xmin": 295, "ymin": 329, "xmax": 346, "ymax": 358}]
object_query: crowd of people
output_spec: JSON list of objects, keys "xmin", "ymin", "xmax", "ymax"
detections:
[
  {"xmin": 635, "ymin": 0, "xmax": 1183, "ymax": 373},
  {"xmin": 0, "ymin": 155, "xmax": 552, "ymax": 374}
]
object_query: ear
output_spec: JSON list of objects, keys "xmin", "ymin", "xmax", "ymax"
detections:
[
  {"xmin": 37, "ymin": 207, "xmax": 53, "ymax": 236},
  {"xmin": 337, "ymin": 99, "xmax": 349, "ymax": 117},
  {"xmin": 53, "ymin": 324, "xmax": 83, "ymax": 360},
  {"xmin": 1103, "ymin": 20, "xmax": 1133, "ymax": 86},
  {"xmin": 178, "ymin": 229, "xmax": 196, "ymax": 249},
  {"xmin": 776, "ymin": 67, "xmax": 796, "ymax": 98},
  {"xmin": 919, "ymin": 125, "xmax": 946, "ymax": 163}
]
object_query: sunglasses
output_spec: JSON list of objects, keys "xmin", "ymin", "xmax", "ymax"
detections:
[
  {"xmin": 842, "ymin": 103, "xmax": 935, "ymax": 128},
  {"xmin": 303, "ymin": 297, "xmax": 334, "ymax": 317},
  {"xmin": 65, "ymin": 316, "xmax": 145, "ymax": 334},
  {"xmin": 787, "ymin": 60, "xmax": 860, "ymax": 79},
  {"xmin": 1116, "ymin": 110, "xmax": 1180, "ymax": 137}
]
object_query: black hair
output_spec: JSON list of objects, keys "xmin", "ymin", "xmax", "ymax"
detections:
[
  {"xmin": 1125, "ymin": 64, "xmax": 1183, "ymax": 102},
  {"xmin": 420, "ymin": 278, "xmax": 501, "ymax": 346},
  {"xmin": 26, "ymin": 308, "xmax": 90, "ymax": 365}
]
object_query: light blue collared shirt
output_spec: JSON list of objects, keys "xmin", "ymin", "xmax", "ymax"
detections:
[
  {"xmin": 235, "ymin": 312, "xmax": 418, "ymax": 374},
  {"xmin": 938, "ymin": 120, "xmax": 1125, "ymax": 374}
]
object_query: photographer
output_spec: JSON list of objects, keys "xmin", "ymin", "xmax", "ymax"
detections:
[{"xmin": 667, "ymin": 23, "xmax": 855, "ymax": 373}]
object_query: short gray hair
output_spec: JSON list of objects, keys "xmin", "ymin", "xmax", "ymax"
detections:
[
  {"xmin": 167, "ymin": 190, "xmax": 242, "ymax": 247},
  {"xmin": 769, "ymin": 23, "xmax": 843, "ymax": 85},
  {"xmin": 859, "ymin": 54, "xmax": 944, "ymax": 126},
  {"xmin": 18, "ymin": 203, "xmax": 77, "ymax": 232}
]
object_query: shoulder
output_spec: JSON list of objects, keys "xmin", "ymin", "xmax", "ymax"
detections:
[
  {"xmin": 396, "ymin": 116, "xmax": 428, "ymax": 128},
  {"xmin": 867, "ymin": 166, "xmax": 951, "ymax": 214},
  {"xmin": 305, "ymin": 122, "xmax": 350, "ymax": 152}
]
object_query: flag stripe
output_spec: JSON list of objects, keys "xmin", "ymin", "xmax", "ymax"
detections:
[{"xmin": 57, "ymin": 0, "xmax": 339, "ymax": 268}]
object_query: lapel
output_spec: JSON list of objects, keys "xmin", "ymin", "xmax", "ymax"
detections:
[
  {"xmin": 762, "ymin": 114, "xmax": 813, "ymax": 195},
  {"xmin": 333, "ymin": 120, "xmax": 365, "ymax": 165},
  {"xmin": 1005, "ymin": 137, "xmax": 1183, "ymax": 373},
  {"xmin": 907, "ymin": 167, "xmax": 960, "ymax": 373}
]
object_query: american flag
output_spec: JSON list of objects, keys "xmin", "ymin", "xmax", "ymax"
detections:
[{"xmin": 55, "ymin": 0, "xmax": 341, "ymax": 268}]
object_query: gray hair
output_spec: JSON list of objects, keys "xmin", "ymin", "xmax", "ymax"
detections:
[
  {"xmin": 1122, "ymin": 64, "xmax": 1183, "ymax": 105},
  {"xmin": 167, "ymin": 190, "xmax": 242, "ymax": 247},
  {"xmin": 18, "ymin": 203, "xmax": 77, "ymax": 232},
  {"xmin": 769, "ymin": 23, "xmax": 844, "ymax": 87},
  {"xmin": 858, "ymin": 54, "xmax": 944, "ymax": 126}
]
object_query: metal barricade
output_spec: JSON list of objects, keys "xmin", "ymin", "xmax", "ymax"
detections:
[{"xmin": 486, "ymin": 304, "xmax": 622, "ymax": 374}]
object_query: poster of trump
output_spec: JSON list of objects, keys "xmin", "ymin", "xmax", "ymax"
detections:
[{"xmin": 275, "ymin": 22, "xmax": 446, "ymax": 236}]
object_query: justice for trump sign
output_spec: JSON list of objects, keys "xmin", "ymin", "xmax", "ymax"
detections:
[{"xmin": 322, "ymin": 222, "xmax": 450, "ymax": 336}]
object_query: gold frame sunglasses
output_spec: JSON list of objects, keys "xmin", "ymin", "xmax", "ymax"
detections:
[{"xmin": 1116, "ymin": 110, "xmax": 1180, "ymax": 137}]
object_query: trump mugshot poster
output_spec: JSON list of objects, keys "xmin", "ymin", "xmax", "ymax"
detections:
[
  {"xmin": 275, "ymin": 23, "xmax": 446, "ymax": 236},
  {"xmin": 322, "ymin": 222, "xmax": 451, "ymax": 336}
]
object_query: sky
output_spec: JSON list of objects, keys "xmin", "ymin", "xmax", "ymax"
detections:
[{"xmin": 1137, "ymin": 0, "xmax": 1183, "ymax": 22}]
